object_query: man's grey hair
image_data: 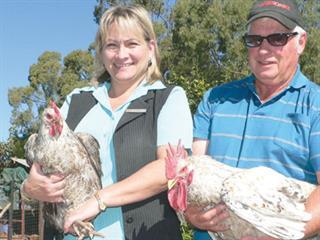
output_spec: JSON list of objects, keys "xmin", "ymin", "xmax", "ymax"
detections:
[{"xmin": 293, "ymin": 26, "xmax": 307, "ymax": 52}]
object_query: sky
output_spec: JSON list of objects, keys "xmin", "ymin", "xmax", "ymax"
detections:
[{"xmin": 0, "ymin": 0, "xmax": 99, "ymax": 142}]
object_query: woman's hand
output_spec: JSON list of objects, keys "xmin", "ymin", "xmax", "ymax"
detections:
[
  {"xmin": 64, "ymin": 209, "xmax": 81, "ymax": 234},
  {"xmin": 23, "ymin": 162, "xmax": 65, "ymax": 202},
  {"xmin": 64, "ymin": 196, "xmax": 100, "ymax": 233},
  {"xmin": 184, "ymin": 203, "xmax": 230, "ymax": 232}
]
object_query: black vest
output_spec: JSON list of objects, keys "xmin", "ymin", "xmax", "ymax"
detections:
[{"xmin": 66, "ymin": 87, "xmax": 182, "ymax": 240}]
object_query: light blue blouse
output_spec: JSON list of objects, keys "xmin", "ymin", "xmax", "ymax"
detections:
[{"xmin": 61, "ymin": 80, "xmax": 193, "ymax": 239}]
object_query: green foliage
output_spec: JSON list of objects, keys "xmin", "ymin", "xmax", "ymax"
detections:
[
  {"xmin": 181, "ymin": 223, "xmax": 193, "ymax": 240},
  {"xmin": 59, "ymin": 50, "xmax": 95, "ymax": 96},
  {"xmin": 93, "ymin": 0, "xmax": 171, "ymax": 42},
  {"xmin": 28, "ymin": 51, "xmax": 61, "ymax": 96},
  {"xmin": 164, "ymin": 0, "xmax": 253, "ymax": 113},
  {"xmin": 0, "ymin": 141, "xmax": 15, "ymax": 175},
  {"xmin": 166, "ymin": 68, "xmax": 211, "ymax": 113},
  {"xmin": 0, "ymin": 167, "xmax": 28, "ymax": 209},
  {"xmin": 164, "ymin": 0, "xmax": 320, "ymax": 113},
  {"xmin": 0, "ymin": 138, "xmax": 29, "ymax": 176},
  {"xmin": 300, "ymin": 27, "xmax": 320, "ymax": 85},
  {"xmin": 0, "ymin": 167, "xmax": 28, "ymax": 192},
  {"xmin": 298, "ymin": 0, "xmax": 320, "ymax": 84},
  {"xmin": 8, "ymin": 50, "xmax": 94, "ymax": 140}
]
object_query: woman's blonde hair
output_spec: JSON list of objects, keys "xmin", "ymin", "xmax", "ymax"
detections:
[{"xmin": 92, "ymin": 5, "xmax": 162, "ymax": 84}]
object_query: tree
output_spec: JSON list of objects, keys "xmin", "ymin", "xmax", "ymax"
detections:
[
  {"xmin": 8, "ymin": 51, "xmax": 62, "ymax": 139},
  {"xmin": 8, "ymin": 50, "xmax": 94, "ymax": 140},
  {"xmin": 166, "ymin": 0, "xmax": 320, "ymax": 112},
  {"xmin": 298, "ymin": 0, "xmax": 320, "ymax": 85},
  {"xmin": 59, "ymin": 50, "xmax": 95, "ymax": 97},
  {"xmin": 93, "ymin": 0, "xmax": 171, "ymax": 45},
  {"xmin": 165, "ymin": 0, "xmax": 253, "ymax": 111},
  {"xmin": 7, "ymin": 50, "xmax": 94, "ymax": 161},
  {"xmin": 0, "ymin": 141, "xmax": 14, "ymax": 170}
]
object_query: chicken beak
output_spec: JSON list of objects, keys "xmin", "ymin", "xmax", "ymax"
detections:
[{"xmin": 168, "ymin": 178, "xmax": 178, "ymax": 190}]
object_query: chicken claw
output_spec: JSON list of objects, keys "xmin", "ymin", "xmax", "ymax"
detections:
[{"xmin": 73, "ymin": 220, "xmax": 105, "ymax": 239}]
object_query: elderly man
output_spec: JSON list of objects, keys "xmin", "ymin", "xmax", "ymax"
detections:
[{"xmin": 187, "ymin": 0, "xmax": 320, "ymax": 239}]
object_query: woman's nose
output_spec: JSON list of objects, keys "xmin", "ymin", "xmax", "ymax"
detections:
[{"xmin": 117, "ymin": 45, "xmax": 129, "ymax": 58}]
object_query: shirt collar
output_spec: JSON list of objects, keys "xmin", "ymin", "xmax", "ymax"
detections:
[
  {"xmin": 92, "ymin": 79, "xmax": 165, "ymax": 110},
  {"xmin": 288, "ymin": 65, "xmax": 308, "ymax": 89}
]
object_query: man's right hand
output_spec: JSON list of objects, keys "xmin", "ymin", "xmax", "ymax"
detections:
[
  {"xmin": 23, "ymin": 162, "xmax": 65, "ymax": 203},
  {"xmin": 184, "ymin": 203, "xmax": 230, "ymax": 233}
]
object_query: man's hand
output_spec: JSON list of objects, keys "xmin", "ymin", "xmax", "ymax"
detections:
[
  {"xmin": 23, "ymin": 162, "xmax": 65, "ymax": 202},
  {"xmin": 241, "ymin": 237, "xmax": 277, "ymax": 240},
  {"xmin": 184, "ymin": 203, "xmax": 230, "ymax": 232}
]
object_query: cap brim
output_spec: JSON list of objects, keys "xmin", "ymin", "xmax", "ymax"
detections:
[{"xmin": 247, "ymin": 12, "xmax": 296, "ymax": 29}]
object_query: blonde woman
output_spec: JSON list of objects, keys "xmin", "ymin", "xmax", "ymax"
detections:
[{"xmin": 22, "ymin": 5, "xmax": 192, "ymax": 240}]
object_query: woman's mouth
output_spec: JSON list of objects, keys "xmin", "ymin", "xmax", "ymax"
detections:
[{"xmin": 115, "ymin": 63, "xmax": 133, "ymax": 68}]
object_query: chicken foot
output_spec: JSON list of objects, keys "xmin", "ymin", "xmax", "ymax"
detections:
[{"xmin": 73, "ymin": 220, "xmax": 105, "ymax": 240}]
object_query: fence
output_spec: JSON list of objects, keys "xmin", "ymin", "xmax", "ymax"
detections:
[{"xmin": 0, "ymin": 181, "xmax": 41, "ymax": 240}]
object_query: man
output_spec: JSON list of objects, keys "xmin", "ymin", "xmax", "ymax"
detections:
[{"xmin": 186, "ymin": 0, "xmax": 320, "ymax": 239}]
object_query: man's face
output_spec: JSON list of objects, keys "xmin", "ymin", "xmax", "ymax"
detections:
[{"xmin": 248, "ymin": 18, "xmax": 303, "ymax": 88}]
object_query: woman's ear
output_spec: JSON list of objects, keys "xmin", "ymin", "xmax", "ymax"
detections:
[{"xmin": 148, "ymin": 39, "xmax": 156, "ymax": 58}]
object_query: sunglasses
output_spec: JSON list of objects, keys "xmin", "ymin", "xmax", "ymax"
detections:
[{"xmin": 243, "ymin": 32, "xmax": 298, "ymax": 48}]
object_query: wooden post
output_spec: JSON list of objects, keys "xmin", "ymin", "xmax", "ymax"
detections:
[
  {"xmin": 38, "ymin": 202, "xmax": 44, "ymax": 240},
  {"xmin": 0, "ymin": 203, "xmax": 11, "ymax": 218},
  {"xmin": 8, "ymin": 181, "xmax": 14, "ymax": 240},
  {"xmin": 21, "ymin": 201, "xmax": 25, "ymax": 239}
]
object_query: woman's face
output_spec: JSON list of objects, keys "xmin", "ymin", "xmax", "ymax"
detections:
[{"xmin": 102, "ymin": 23, "xmax": 154, "ymax": 85}]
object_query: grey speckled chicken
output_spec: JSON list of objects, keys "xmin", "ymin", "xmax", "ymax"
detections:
[
  {"xmin": 166, "ymin": 144, "xmax": 317, "ymax": 240},
  {"xmin": 24, "ymin": 101, "xmax": 103, "ymax": 239}
]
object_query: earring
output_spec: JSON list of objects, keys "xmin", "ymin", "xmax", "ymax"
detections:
[{"xmin": 148, "ymin": 59, "xmax": 152, "ymax": 67}]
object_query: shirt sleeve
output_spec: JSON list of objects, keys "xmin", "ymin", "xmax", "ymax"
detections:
[
  {"xmin": 60, "ymin": 93, "xmax": 72, "ymax": 120},
  {"xmin": 310, "ymin": 112, "xmax": 320, "ymax": 175},
  {"xmin": 193, "ymin": 88, "xmax": 213, "ymax": 140},
  {"xmin": 157, "ymin": 86, "xmax": 193, "ymax": 149}
]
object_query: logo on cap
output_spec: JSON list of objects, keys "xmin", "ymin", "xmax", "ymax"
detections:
[{"xmin": 258, "ymin": 1, "xmax": 291, "ymax": 10}]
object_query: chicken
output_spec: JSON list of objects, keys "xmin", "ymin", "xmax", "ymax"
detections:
[
  {"xmin": 165, "ymin": 143, "xmax": 317, "ymax": 240},
  {"xmin": 24, "ymin": 101, "xmax": 103, "ymax": 239}
]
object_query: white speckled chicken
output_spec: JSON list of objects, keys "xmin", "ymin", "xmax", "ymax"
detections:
[
  {"xmin": 165, "ymin": 144, "xmax": 317, "ymax": 240},
  {"xmin": 24, "ymin": 101, "xmax": 103, "ymax": 239}
]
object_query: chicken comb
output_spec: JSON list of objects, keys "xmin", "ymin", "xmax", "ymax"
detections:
[
  {"xmin": 49, "ymin": 100, "xmax": 60, "ymax": 116},
  {"xmin": 165, "ymin": 140, "xmax": 186, "ymax": 179}
]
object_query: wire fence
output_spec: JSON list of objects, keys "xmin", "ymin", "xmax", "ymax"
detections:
[
  {"xmin": 0, "ymin": 202, "xmax": 41, "ymax": 240},
  {"xmin": 0, "ymin": 180, "xmax": 41, "ymax": 240}
]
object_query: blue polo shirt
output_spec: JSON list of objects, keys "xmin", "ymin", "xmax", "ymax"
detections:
[
  {"xmin": 61, "ymin": 80, "xmax": 193, "ymax": 239},
  {"xmin": 193, "ymin": 67, "xmax": 320, "ymax": 240}
]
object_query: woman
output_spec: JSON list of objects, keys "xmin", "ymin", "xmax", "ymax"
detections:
[{"xmin": 21, "ymin": 5, "xmax": 192, "ymax": 240}]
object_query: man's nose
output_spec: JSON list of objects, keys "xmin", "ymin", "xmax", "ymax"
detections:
[{"xmin": 258, "ymin": 38, "xmax": 273, "ymax": 53}]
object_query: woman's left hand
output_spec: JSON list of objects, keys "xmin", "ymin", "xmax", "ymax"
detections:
[
  {"xmin": 64, "ymin": 209, "xmax": 82, "ymax": 233},
  {"xmin": 64, "ymin": 196, "xmax": 100, "ymax": 233}
]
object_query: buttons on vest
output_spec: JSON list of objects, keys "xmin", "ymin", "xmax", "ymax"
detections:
[{"xmin": 126, "ymin": 217, "xmax": 133, "ymax": 224}]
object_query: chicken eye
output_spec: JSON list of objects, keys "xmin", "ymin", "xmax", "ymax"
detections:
[{"xmin": 46, "ymin": 113, "xmax": 53, "ymax": 120}]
